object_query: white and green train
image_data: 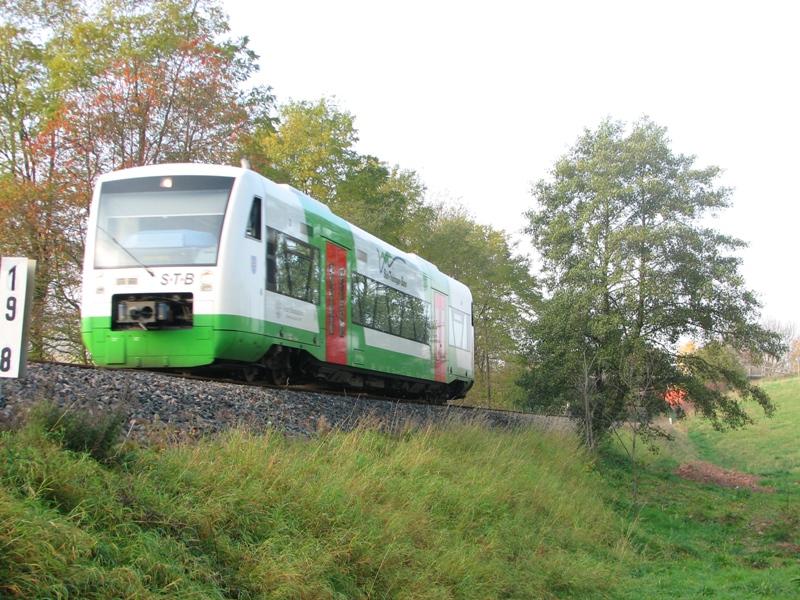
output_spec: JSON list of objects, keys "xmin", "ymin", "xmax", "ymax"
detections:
[{"xmin": 81, "ymin": 163, "xmax": 474, "ymax": 400}]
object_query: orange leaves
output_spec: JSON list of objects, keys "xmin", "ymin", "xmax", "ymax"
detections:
[
  {"xmin": 49, "ymin": 27, "xmax": 253, "ymax": 172},
  {"xmin": 664, "ymin": 386, "xmax": 689, "ymax": 410},
  {"xmin": 0, "ymin": 0, "xmax": 267, "ymax": 360}
]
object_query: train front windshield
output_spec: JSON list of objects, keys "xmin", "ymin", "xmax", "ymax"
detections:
[{"xmin": 94, "ymin": 175, "xmax": 235, "ymax": 268}]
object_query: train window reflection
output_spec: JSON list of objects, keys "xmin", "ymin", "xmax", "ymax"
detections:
[
  {"xmin": 266, "ymin": 227, "xmax": 320, "ymax": 304},
  {"xmin": 246, "ymin": 197, "xmax": 262, "ymax": 240},
  {"xmin": 351, "ymin": 273, "xmax": 429, "ymax": 344},
  {"xmin": 94, "ymin": 176, "xmax": 233, "ymax": 268}
]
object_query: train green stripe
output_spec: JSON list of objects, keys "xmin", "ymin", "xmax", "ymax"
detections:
[{"xmin": 81, "ymin": 315, "xmax": 468, "ymax": 381}]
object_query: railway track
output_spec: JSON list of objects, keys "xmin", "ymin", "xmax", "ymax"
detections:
[
  {"xmin": 1, "ymin": 361, "xmax": 571, "ymax": 439},
  {"xmin": 26, "ymin": 359, "xmax": 537, "ymax": 417}
]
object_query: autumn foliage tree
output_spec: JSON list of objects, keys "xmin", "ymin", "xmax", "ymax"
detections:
[
  {"xmin": 0, "ymin": 0, "xmax": 271, "ymax": 359},
  {"xmin": 0, "ymin": 7, "xmax": 82, "ymax": 357},
  {"xmin": 56, "ymin": 0, "xmax": 272, "ymax": 179}
]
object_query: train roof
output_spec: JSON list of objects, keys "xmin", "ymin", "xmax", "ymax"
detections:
[
  {"xmin": 281, "ymin": 186, "xmax": 442, "ymax": 276},
  {"xmin": 95, "ymin": 163, "xmax": 247, "ymax": 183},
  {"xmin": 97, "ymin": 163, "xmax": 471, "ymax": 300}
]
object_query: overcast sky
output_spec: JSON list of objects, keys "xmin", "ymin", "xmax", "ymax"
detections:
[{"xmin": 226, "ymin": 0, "xmax": 799, "ymax": 326}]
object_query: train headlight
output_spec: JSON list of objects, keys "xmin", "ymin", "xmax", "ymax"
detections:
[{"xmin": 200, "ymin": 271, "xmax": 213, "ymax": 292}]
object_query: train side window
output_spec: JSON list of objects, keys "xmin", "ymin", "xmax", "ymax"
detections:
[
  {"xmin": 387, "ymin": 288, "xmax": 405, "ymax": 337},
  {"xmin": 351, "ymin": 274, "xmax": 367, "ymax": 326},
  {"xmin": 395, "ymin": 293, "xmax": 409, "ymax": 338},
  {"xmin": 246, "ymin": 196, "xmax": 262, "ymax": 240},
  {"xmin": 351, "ymin": 272, "xmax": 430, "ymax": 344},
  {"xmin": 266, "ymin": 227, "xmax": 320, "ymax": 304},
  {"xmin": 449, "ymin": 308, "xmax": 469, "ymax": 350},
  {"xmin": 414, "ymin": 299, "xmax": 430, "ymax": 345},
  {"xmin": 372, "ymin": 285, "xmax": 389, "ymax": 333}
]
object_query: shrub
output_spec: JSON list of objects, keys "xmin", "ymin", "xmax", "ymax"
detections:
[{"xmin": 28, "ymin": 402, "xmax": 126, "ymax": 462}]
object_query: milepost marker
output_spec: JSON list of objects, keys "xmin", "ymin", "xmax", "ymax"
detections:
[{"xmin": 0, "ymin": 257, "xmax": 36, "ymax": 378}]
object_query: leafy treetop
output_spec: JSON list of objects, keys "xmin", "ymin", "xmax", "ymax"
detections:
[{"xmin": 523, "ymin": 118, "xmax": 783, "ymax": 446}]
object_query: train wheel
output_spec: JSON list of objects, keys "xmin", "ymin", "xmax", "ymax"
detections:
[
  {"xmin": 270, "ymin": 366, "xmax": 290, "ymax": 386},
  {"xmin": 242, "ymin": 365, "xmax": 261, "ymax": 383}
]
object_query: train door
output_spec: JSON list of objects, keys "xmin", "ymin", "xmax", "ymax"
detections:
[
  {"xmin": 432, "ymin": 291, "xmax": 447, "ymax": 382},
  {"xmin": 325, "ymin": 241, "xmax": 348, "ymax": 364}
]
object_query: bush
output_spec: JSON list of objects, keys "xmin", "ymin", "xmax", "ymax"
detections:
[{"xmin": 28, "ymin": 402, "xmax": 126, "ymax": 462}]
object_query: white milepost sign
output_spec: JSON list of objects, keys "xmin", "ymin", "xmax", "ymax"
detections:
[{"xmin": 0, "ymin": 257, "xmax": 36, "ymax": 378}]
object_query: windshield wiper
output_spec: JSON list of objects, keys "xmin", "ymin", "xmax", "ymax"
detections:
[{"xmin": 97, "ymin": 224, "xmax": 156, "ymax": 277}]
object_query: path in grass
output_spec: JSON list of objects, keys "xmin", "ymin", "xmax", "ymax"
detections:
[
  {"xmin": 688, "ymin": 376, "xmax": 800, "ymax": 492},
  {"xmin": 612, "ymin": 376, "xmax": 800, "ymax": 600}
]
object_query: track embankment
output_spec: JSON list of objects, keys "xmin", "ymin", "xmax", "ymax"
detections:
[{"xmin": 0, "ymin": 362, "xmax": 572, "ymax": 440}]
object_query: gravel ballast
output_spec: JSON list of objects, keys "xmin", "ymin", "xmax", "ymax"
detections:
[{"xmin": 0, "ymin": 363, "xmax": 569, "ymax": 440}]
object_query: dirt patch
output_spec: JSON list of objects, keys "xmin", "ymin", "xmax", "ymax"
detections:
[
  {"xmin": 676, "ymin": 461, "xmax": 774, "ymax": 492},
  {"xmin": 775, "ymin": 541, "xmax": 800, "ymax": 554}
]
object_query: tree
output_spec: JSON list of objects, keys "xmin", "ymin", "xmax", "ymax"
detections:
[
  {"xmin": 416, "ymin": 206, "xmax": 538, "ymax": 406},
  {"xmin": 691, "ymin": 341, "xmax": 748, "ymax": 391},
  {"xmin": 523, "ymin": 118, "xmax": 783, "ymax": 449},
  {"xmin": 337, "ymin": 158, "xmax": 432, "ymax": 249},
  {"xmin": 756, "ymin": 319, "xmax": 798, "ymax": 376},
  {"xmin": 53, "ymin": 0, "xmax": 271, "ymax": 190},
  {"xmin": 244, "ymin": 98, "xmax": 432, "ymax": 247},
  {"xmin": 245, "ymin": 98, "xmax": 357, "ymax": 203},
  {"xmin": 0, "ymin": 0, "xmax": 270, "ymax": 360},
  {"xmin": 789, "ymin": 339, "xmax": 800, "ymax": 376},
  {"xmin": 0, "ymin": 13, "xmax": 84, "ymax": 358}
]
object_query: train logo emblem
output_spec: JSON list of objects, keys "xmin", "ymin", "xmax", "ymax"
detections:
[{"xmin": 377, "ymin": 250, "xmax": 407, "ymax": 288}]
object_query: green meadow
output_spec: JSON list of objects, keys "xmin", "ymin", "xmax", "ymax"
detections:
[
  {"xmin": 1, "ymin": 377, "xmax": 798, "ymax": 599},
  {"xmin": 611, "ymin": 376, "xmax": 800, "ymax": 599}
]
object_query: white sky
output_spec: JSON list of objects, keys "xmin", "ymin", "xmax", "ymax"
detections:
[{"xmin": 226, "ymin": 0, "xmax": 799, "ymax": 326}]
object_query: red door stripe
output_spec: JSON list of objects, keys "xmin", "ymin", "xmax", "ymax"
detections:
[
  {"xmin": 433, "ymin": 292, "xmax": 447, "ymax": 382},
  {"xmin": 325, "ymin": 242, "xmax": 348, "ymax": 365}
]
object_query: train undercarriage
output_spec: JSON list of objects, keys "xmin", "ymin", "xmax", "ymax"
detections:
[{"xmin": 195, "ymin": 345, "xmax": 471, "ymax": 404}]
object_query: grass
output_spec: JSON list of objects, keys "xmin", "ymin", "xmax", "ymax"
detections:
[
  {"xmin": 688, "ymin": 376, "xmax": 800, "ymax": 491},
  {"xmin": 2, "ymin": 376, "xmax": 798, "ymax": 598},
  {"xmin": 0, "ymin": 418, "xmax": 629, "ymax": 599},
  {"xmin": 607, "ymin": 376, "xmax": 800, "ymax": 599}
]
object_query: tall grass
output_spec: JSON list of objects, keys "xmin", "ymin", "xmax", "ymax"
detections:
[
  {"xmin": 0, "ymin": 416, "xmax": 628, "ymax": 599},
  {"xmin": 27, "ymin": 401, "xmax": 126, "ymax": 462}
]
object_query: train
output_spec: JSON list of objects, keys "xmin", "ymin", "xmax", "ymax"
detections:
[{"xmin": 80, "ymin": 163, "xmax": 474, "ymax": 400}]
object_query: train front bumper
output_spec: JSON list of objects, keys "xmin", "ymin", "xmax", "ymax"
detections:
[{"xmin": 81, "ymin": 316, "xmax": 215, "ymax": 368}]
